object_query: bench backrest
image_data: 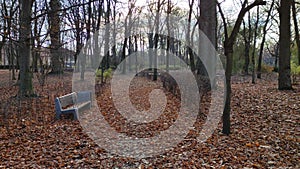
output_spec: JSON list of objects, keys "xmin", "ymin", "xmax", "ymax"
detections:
[
  {"xmin": 76, "ymin": 91, "xmax": 92, "ymax": 103},
  {"xmin": 55, "ymin": 92, "xmax": 76, "ymax": 113},
  {"xmin": 59, "ymin": 92, "xmax": 77, "ymax": 107}
]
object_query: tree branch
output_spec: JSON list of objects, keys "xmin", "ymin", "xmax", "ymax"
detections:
[{"xmin": 228, "ymin": 0, "xmax": 266, "ymax": 46}]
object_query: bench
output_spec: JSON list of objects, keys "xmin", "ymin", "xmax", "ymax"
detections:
[
  {"xmin": 136, "ymin": 69, "xmax": 161, "ymax": 78},
  {"xmin": 147, "ymin": 72, "xmax": 161, "ymax": 76},
  {"xmin": 55, "ymin": 91, "xmax": 92, "ymax": 120}
]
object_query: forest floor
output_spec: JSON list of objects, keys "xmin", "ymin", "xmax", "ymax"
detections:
[{"xmin": 0, "ymin": 70, "xmax": 299, "ymax": 168}]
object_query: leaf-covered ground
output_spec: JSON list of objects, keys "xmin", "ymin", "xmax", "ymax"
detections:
[{"xmin": 0, "ymin": 70, "xmax": 299, "ymax": 168}]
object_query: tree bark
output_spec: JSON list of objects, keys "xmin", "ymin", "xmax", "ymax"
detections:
[
  {"xmin": 187, "ymin": 0, "xmax": 195, "ymax": 72},
  {"xmin": 251, "ymin": 6, "xmax": 260, "ymax": 84},
  {"xmin": 242, "ymin": 19, "xmax": 250, "ymax": 75},
  {"xmin": 198, "ymin": 0, "xmax": 217, "ymax": 88},
  {"xmin": 112, "ymin": 1, "xmax": 117, "ymax": 68},
  {"xmin": 278, "ymin": 0, "xmax": 292, "ymax": 90},
  {"xmin": 19, "ymin": 0, "xmax": 34, "ymax": 97},
  {"xmin": 166, "ymin": 0, "xmax": 172, "ymax": 73},
  {"xmin": 49, "ymin": 0, "xmax": 62, "ymax": 74},
  {"xmin": 153, "ymin": 0, "xmax": 162, "ymax": 81},
  {"xmin": 122, "ymin": 26, "xmax": 128, "ymax": 74},
  {"xmin": 292, "ymin": 0, "xmax": 300, "ymax": 65},
  {"xmin": 223, "ymin": 45, "xmax": 233, "ymax": 135},
  {"xmin": 104, "ymin": 0, "xmax": 110, "ymax": 70},
  {"xmin": 80, "ymin": 0, "xmax": 93, "ymax": 81}
]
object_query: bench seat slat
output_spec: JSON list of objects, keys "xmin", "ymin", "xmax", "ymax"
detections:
[{"xmin": 62, "ymin": 101, "xmax": 91, "ymax": 111}]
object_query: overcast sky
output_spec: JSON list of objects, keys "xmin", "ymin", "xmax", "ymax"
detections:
[{"xmin": 132, "ymin": 0, "xmax": 239, "ymax": 18}]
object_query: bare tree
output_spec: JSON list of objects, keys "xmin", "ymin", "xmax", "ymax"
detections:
[
  {"xmin": 257, "ymin": 0, "xmax": 275, "ymax": 78},
  {"xmin": 217, "ymin": 0, "xmax": 266, "ymax": 135},
  {"xmin": 122, "ymin": 0, "xmax": 136, "ymax": 74},
  {"xmin": 251, "ymin": 6, "xmax": 259, "ymax": 84},
  {"xmin": 69, "ymin": 1, "xmax": 82, "ymax": 67},
  {"xmin": 1, "ymin": 0, "xmax": 19, "ymax": 80}
]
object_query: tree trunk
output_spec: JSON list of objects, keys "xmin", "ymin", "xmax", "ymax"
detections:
[
  {"xmin": 166, "ymin": 0, "xmax": 171, "ymax": 73},
  {"xmin": 128, "ymin": 36, "xmax": 133, "ymax": 71},
  {"xmin": 19, "ymin": 0, "xmax": 34, "ymax": 97},
  {"xmin": 94, "ymin": 0, "xmax": 104, "ymax": 69},
  {"xmin": 199, "ymin": 0, "xmax": 217, "ymax": 87},
  {"xmin": 135, "ymin": 35, "xmax": 138, "ymax": 74},
  {"xmin": 32, "ymin": 1, "xmax": 38, "ymax": 73},
  {"xmin": 274, "ymin": 44, "xmax": 279, "ymax": 71},
  {"xmin": 122, "ymin": 35, "xmax": 128, "ymax": 74},
  {"xmin": 223, "ymin": 46, "xmax": 233, "ymax": 135},
  {"xmin": 257, "ymin": 0, "xmax": 274, "ymax": 78},
  {"xmin": 80, "ymin": 18, "xmax": 85, "ymax": 80},
  {"xmin": 292, "ymin": 0, "xmax": 300, "ymax": 65},
  {"xmin": 148, "ymin": 33, "xmax": 154, "ymax": 71},
  {"xmin": 242, "ymin": 19, "xmax": 250, "ymax": 75},
  {"xmin": 251, "ymin": 7, "xmax": 260, "ymax": 84},
  {"xmin": 187, "ymin": 0, "xmax": 195, "ymax": 72},
  {"xmin": 80, "ymin": 0, "xmax": 93, "ymax": 80},
  {"xmin": 112, "ymin": 1, "xmax": 117, "ymax": 68},
  {"xmin": 49, "ymin": 0, "xmax": 62, "ymax": 74},
  {"xmin": 10, "ymin": 42, "xmax": 16, "ymax": 80},
  {"xmin": 278, "ymin": 0, "xmax": 292, "ymax": 90},
  {"xmin": 80, "ymin": 9, "xmax": 86, "ymax": 79},
  {"xmin": 153, "ymin": 0, "xmax": 161, "ymax": 81},
  {"xmin": 104, "ymin": 0, "xmax": 110, "ymax": 71}
]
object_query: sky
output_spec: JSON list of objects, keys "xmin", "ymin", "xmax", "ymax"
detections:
[
  {"xmin": 132, "ymin": 0, "xmax": 240, "ymax": 19},
  {"xmin": 115, "ymin": 0, "xmax": 280, "ymax": 49},
  {"xmin": 133, "ymin": 0, "xmax": 237, "ymax": 10}
]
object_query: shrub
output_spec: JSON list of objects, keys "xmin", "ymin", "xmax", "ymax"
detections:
[
  {"xmin": 291, "ymin": 62, "xmax": 300, "ymax": 74},
  {"xmin": 260, "ymin": 64, "xmax": 273, "ymax": 73},
  {"xmin": 95, "ymin": 68, "xmax": 102, "ymax": 77},
  {"xmin": 95, "ymin": 68, "xmax": 113, "ymax": 83},
  {"xmin": 291, "ymin": 61, "xmax": 300, "ymax": 83},
  {"xmin": 103, "ymin": 68, "xmax": 112, "ymax": 82}
]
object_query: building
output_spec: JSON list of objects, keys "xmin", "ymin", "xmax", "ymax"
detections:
[{"xmin": 0, "ymin": 42, "xmax": 75, "ymax": 69}]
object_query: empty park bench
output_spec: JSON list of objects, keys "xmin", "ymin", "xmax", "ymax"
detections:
[
  {"xmin": 55, "ymin": 91, "xmax": 92, "ymax": 120},
  {"xmin": 136, "ymin": 69, "xmax": 161, "ymax": 80},
  {"xmin": 147, "ymin": 71, "xmax": 161, "ymax": 77}
]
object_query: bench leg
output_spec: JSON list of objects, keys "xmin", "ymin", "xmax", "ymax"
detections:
[
  {"xmin": 73, "ymin": 109, "xmax": 79, "ymax": 120},
  {"xmin": 56, "ymin": 111, "xmax": 61, "ymax": 120}
]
